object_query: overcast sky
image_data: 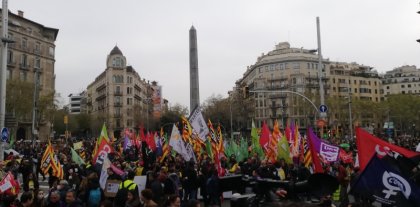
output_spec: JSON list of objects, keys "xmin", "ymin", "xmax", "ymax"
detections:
[{"xmin": 7, "ymin": 0, "xmax": 420, "ymax": 108}]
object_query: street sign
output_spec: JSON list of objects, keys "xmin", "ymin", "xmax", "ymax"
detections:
[
  {"xmin": 317, "ymin": 119, "xmax": 326, "ymax": 128},
  {"xmin": 319, "ymin": 105, "xmax": 328, "ymax": 113},
  {"xmin": 1, "ymin": 128, "xmax": 9, "ymax": 142}
]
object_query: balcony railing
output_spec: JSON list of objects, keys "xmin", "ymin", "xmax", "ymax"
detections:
[
  {"xmin": 114, "ymin": 102, "xmax": 122, "ymax": 107},
  {"xmin": 114, "ymin": 91, "xmax": 123, "ymax": 96}
]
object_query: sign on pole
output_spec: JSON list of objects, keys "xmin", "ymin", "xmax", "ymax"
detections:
[{"xmin": 319, "ymin": 105, "xmax": 328, "ymax": 113}]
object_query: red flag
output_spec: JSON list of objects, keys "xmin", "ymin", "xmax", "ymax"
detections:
[
  {"xmin": 339, "ymin": 149, "xmax": 354, "ymax": 164},
  {"xmin": 356, "ymin": 127, "xmax": 420, "ymax": 170},
  {"xmin": 0, "ymin": 172, "xmax": 20, "ymax": 195},
  {"xmin": 307, "ymin": 128, "xmax": 323, "ymax": 173},
  {"xmin": 145, "ymin": 132, "xmax": 157, "ymax": 151},
  {"xmin": 260, "ymin": 122, "xmax": 271, "ymax": 154},
  {"xmin": 92, "ymin": 138, "xmax": 114, "ymax": 165},
  {"xmin": 140, "ymin": 127, "xmax": 146, "ymax": 142}
]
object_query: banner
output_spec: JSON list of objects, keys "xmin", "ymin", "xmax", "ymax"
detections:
[
  {"xmin": 308, "ymin": 128, "xmax": 339, "ymax": 162},
  {"xmin": 73, "ymin": 141, "xmax": 83, "ymax": 150},
  {"xmin": 169, "ymin": 124, "xmax": 190, "ymax": 161},
  {"xmin": 351, "ymin": 155, "xmax": 420, "ymax": 206},
  {"xmin": 356, "ymin": 127, "xmax": 420, "ymax": 170},
  {"xmin": 93, "ymin": 138, "xmax": 113, "ymax": 166},
  {"xmin": 189, "ymin": 106, "xmax": 209, "ymax": 142}
]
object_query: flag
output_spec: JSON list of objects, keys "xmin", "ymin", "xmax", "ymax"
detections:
[
  {"xmin": 356, "ymin": 127, "xmax": 420, "ymax": 171},
  {"xmin": 259, "ymin": 122, "xmax": 271, "ymax": 154},
  {"xmin": 40, "ymin": 143, "xmax": 53, "ymax": 174},
  {"xmin": 9, "ymin": 133, "xmax": 14, "ymax": 148},
  {"xmin": 123, "ymin": 134, "xmax": 132, "ymax": 151},
  {"xmin": 350, "ymin": 155, "xmax": 420, "ymax": 206},
  {"xmin": 92, "ymin": 137, "xmax": 113, "ymax": 166},
  {"xmin": 71, "ymin": 147, "xmax": 85, "ymax": 166},
  {"xmin": 73, "ymin": 141, "xmax": 83, "ymax": 150},
  {"xmin": 208, "ymin": 120, "xmax": 219, "ymax": 160},
  {"xmin": 339, "ymin": 149, "xmax": 353, "ymax": 164},
  {"xmin": 217, "ymin": 124, "xmax": 224, "ymax": 155},
  {"xmin": 182, "ymin": 116, "xmax": 193, "ymax": 144},
  {"xmin": 159, "ymin": 135, "xmax": 170, "ymax": 163},
  {"xmin": 251, "ymin": 120, "xmax": 264, "ymax": 159},
  {"xmin": 269, "ymin": 120, "xmax": 281, "ymax": 163},
  {"xmin": 189, "ymin": 106, "xmax": 209, "ymax": 142},
  {"xmin": 145, "ymin": 132, "xmax": 157, "ymax": 152},
  {"xmin": 0, "ymin": 172, "xmax": 19, "ymax": 195},
  {"xmin": 239, "ymin": 137, "xmax": 249, "ymax": 162},
  {"xmin": 205, "ymin": 139, "xmax": 213, "ymax": 159},
  {"xmin": 307, "ymin": 128, "xmax": 340, "ymax": 162},
  {"xmin": 51, "ymin": 154, "xmax": 64, "ymax": 179},
  {"xmin": 307, "ymin": 128, "xmax": 324, "ymax": 173},
  {"xmin": 303, "ymin": 136, "xmax": 312, "ymax": 167},
  {"xmin": 169, "ymin": 124, "xmax": 194, "ymax": 161},
  {"xmin": 156, "ymin": 136, "xmax": 163, "ymax": 157},
  {"xmin": 100, "ymin": 123, "xmax": 110, "ymax": 143},
  {"xmin": 99, "ymin": 156, "xmax": 111, "ymax": 189},
  {"xmin": 278, "ymin": 134, "xmax": 292, "ymax": 164}
]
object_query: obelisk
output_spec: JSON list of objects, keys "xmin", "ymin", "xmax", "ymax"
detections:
[{"xmin": 189, "ymin": 26, "xmax": 200, "ymax": 112}]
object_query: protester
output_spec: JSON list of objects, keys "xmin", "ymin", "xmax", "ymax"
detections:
[{"xmin": 140, "ymin": 189, "xmax": 158, "ymax": 207}]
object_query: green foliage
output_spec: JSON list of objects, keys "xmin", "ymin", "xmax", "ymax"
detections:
[{"xmin": 6, "ymin": 80, "xmax": 34, "ymax": 120}]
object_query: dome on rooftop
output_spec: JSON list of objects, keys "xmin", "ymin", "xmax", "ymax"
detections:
[{"xmin": 110, "ymin": 46, "xmax": 123, "ymax": 55}]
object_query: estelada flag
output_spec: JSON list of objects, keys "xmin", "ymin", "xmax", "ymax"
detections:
[{"xmin": 356, "ymin": 127, "xmax": 420, "ymax": 171}]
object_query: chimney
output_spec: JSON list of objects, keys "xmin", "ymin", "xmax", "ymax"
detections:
[{"xmin": 17, "ymin": 10, "xmax": 24, "ymax": 17}]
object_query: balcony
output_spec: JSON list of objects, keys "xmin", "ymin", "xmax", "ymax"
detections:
[
  {"xmin": 268, "ymin": 85, "xmax": 289, "ymax": 90},
  {"xmin": 306, "ymin": 83, "xmax": 319, "ymax": 88},
  {"xmin": 114, "ymin": 91, "xmax": 123, "ymax": 96},
  {"xmin": 114, "ymin": 102, "xmax": 122, "ymax": 107},
  {"xmin": 7, "ymin": 61, "xmax": 16, "ymax": 68},
  {"xmin": 96, "ymin": 94, "xmax": 106, "ymax": 101},
  {"xmin": 269, "ymin": 104, "xmax": 288, "ymax": 108},
  {"xmin": 96, "ymin": 83, "xmax": 106, "ymax": 91},
  {"xmin": 268, "ymin": 77, "xmax": 288, "ymax": 82},
  {"xmin": 19, "ymin": 63, "xmax": 30, "ymax": 70},
  {"xmin": 269, "ymin": 94, "xmax": 288, "ymax": 99}
]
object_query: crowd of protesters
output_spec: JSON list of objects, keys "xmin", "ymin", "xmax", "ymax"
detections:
[{"xmin": 0, "ymin": 130, "xmax": 418, "ymax": 207}]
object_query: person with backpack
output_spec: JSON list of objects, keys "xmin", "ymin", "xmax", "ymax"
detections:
[
  {"xmin": 84, "ymin": 178, "xmax": 104, "ymax": 207},
  {"xmin": 114, "ymin": 171, "xmax": 138, "ymax": 207}
]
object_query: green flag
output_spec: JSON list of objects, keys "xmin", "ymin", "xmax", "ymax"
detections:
[
  {"xmin": 205, "ymin": 139, "xmax": 213, "ymax": 159},
  {"xmin": 239, "ymin": 137, "xmax": 249, "ymax": 162},
  {"xmin": 71, "ymin": 147, "xmax": 85, "ymax": 166},
  {"xmin": 9, "ymin": 132, "xmax": 14, "ymax": 148},
  {"xmin": 251, "ymin": 120, "xmax": 264, "ymax": 159},
  {"xmin": 277, "ymin": 135, "xmax": 292, "ymax": 164}
]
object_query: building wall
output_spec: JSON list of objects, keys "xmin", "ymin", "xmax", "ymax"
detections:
[
  {"xmin": 382, "ymin": 65, "xmax": 420, "ymax": 96},
  {"xmin": 2, "ymin": 9, "xmax": 58, "ymax": 140},
  {"xmin": 86, "ymin": 46, "xmax": 156, "ymax": 137},
  {"xmin": 236, "ymin": 42, "xmax": 382, "ymax": 129}
]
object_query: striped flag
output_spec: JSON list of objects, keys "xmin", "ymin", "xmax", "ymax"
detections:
[
  {"xmin": 181, "ymin": 116, "xmax": 193, "ymax": 144},
  {"xmin": 269, "ymin": 120, "xmax": 281, "ymax": 163},
  {"xmin": 303, "ymin": 136, "xmax": 312, "ymax": 167},
  {"xmin": 40, "ymin": 143, "xmax": 53, "ymax": 175}
]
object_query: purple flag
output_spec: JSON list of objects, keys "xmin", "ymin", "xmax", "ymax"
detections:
[
  {"xmin": 308, "ymin": 128, "xmax": 340, "ymax": 162},
  {"xmin": 123, "ymin": 135, "xmax": 132, "ymax": 150}
]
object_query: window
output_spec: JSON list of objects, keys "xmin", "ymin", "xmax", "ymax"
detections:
[
  {"xmin": 20, "ymin": 54, "xmax": 27, "ymax": 68},
  {"xmin": 49, "ymin": 47, "xmax": 54, "ymax": 56},
  {"xmin": 293, "ymin": 63, "xmax": 300, "ymax": 69},
  {"xmin": 284, "ymin": 63, "xmax": 288, "ymax": 69},
  {"xmin": 332, "ymin": 78, "xmax": 335, "ymax": 84},
  {"xmin": 307, "ymin": 63, "xmax": 310, "ymax": 69},
  {"xmin": 270, "ymin": 65, "xmax": 274, "ymax": 71},
  {"xmin": 6, "ymin": 69, "xmax": 11, "ymax": 80},
  {"xmin": 258, "ymin": 67, "xmax": 262, "ymax": 73},
  {"xmin": 265, "ymin": 66, "xmax": 269, "ymax": 72},
  {"xmin": 401, "ymin": 85, "xmax": 405, "ymax": 88},
  {"xmin": 116, "ymin": 119, "xmax": 121, "ymax": 128},
  {"xmin": 280, "ymin": 64, "xmax": 284, "ymax": 70},
  {"xmin": 354, "ymin": 80, "xmax": 356, "ymax": 84},
  {"xmin": 115, "ymin": 96, "xmax": 121, "ymax": 104},
  {"xmin": 20, "ymin": 71, "xmax": 27, "ymax": 81},
  {"xmin": 34, "ymin": 58, "xmax": 41, "ymax": 69},
  {"xmin": 127, "ymin": 98, "xmax": 132, "ymax": 105},
  {"xmin": 21, "ymin": 38, "xmax": 27, "ymax": 49},
  {"xmin": 354, "ymin": 88, "xmax": 357, "ymax": 93},
  {"xmin": 112, "ymin": 57, "xmax": 124, "ymax": 67},
  {"xmin": 116, "ymin": 86, "xmax": 120, "ymax": 93},
  {"xmin": 7, "ymin": 51, "xmax": 13, "ymax": 64},
  {"xmin": 35, "ymin": 42, "xmax": 41, "ymax": 54},
  {"xmin": 408, "ymin": 84, "xmax": 412, "ymax": 88}
]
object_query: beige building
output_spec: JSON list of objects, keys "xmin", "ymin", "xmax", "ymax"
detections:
[
  {"xmin": 2, "ymin": 9, "xmax": 58, "ymax": 140},
  {"xmin": 382, "ymin": 65, "xmax": 420, "ymax": 96},
  {"xmin": 86, "ymin": 46, "xmax": 161, "ymax": 137},
  {"xmin": 236, "ymin": 42, "xmax": 382, "ymax": 129}
]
